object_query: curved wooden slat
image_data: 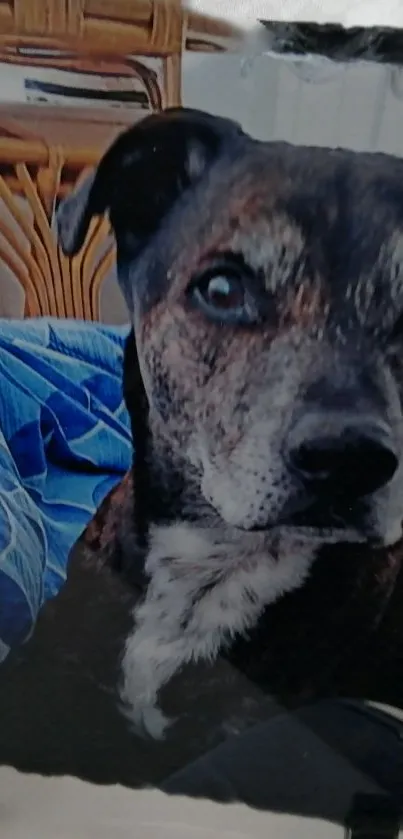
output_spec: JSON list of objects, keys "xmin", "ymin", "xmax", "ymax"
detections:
[
  {"xmin": 123, "ymin": 57, "xmax": 163, "ymax": 111},
  {"xmin": 0, "ymin": 170, "xmax": 48, "ymax": 257},
  {"xmin": 0, "ymin": 238, "xmax": 42, "ymax": 315},
  {"xmin": 0, "ymin": 162, "xmax": 64, "ymax": 314},
  {"xmin": 0, "ymin": 199, "xmax": 49, "ymax": 313},
  {"xmin": 75, "ymin": 216, "xmax": 107, "ymax": 320},
  {"xmin": 0, "ymin": 138, "xmax": 101, "ymax": 168},
  {"xmin": 73, "ymin": 217, "xmax": 114, "ymax": 320},
  {"xmin": 16, "ymin": 161, "xmax": 60, "ymax": 313},
  {"xmin": 81, "ymin": 217, "xmax": 111, "ymax": 279},
  {"xmin": 89, "ymin": 244, "xmax": 116, "ymax": 321}
]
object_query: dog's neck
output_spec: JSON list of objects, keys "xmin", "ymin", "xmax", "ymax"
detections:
[{"xmin": 120, "ymin": 405, "xmax": 330, "ymax": 737}]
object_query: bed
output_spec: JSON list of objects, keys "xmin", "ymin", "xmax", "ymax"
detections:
[{"xmin": 0, "ymin": 0, "xmax": 240, "ymax": 659}]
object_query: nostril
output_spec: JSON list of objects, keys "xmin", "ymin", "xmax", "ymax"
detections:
[
  {"xmin": 290, "ymin": 428, "xmax": 398, "ymax": 498},
  {"xmin": 292, "ymin": 440, "xmax": 339, "ymax": 481}
]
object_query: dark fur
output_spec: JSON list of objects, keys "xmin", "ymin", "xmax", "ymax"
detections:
[{"xmin": 1, "ymin": 108, "xmax": 403, "ymax": 789}]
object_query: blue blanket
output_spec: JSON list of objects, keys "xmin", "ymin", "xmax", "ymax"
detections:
[{"xmin": 0, "ymin": 318, "xmax": 132, "ymax": 662}]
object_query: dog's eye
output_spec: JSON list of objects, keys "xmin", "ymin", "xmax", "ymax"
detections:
[
  {"xmin": 190, "ymin": 269, "xmax": 258, "ymax": 324},
  {"xmin": 199, "ymin": 274, "xmax": 243, "ymax": 310}
]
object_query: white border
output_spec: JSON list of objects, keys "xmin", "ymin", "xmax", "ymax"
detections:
[{"xmin": 187, "ymin": 0, "xmax": 403, "ymax": 30}]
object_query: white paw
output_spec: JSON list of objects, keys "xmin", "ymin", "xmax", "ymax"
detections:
[{"xmin": 120, "ymin": 700, "xmax": 175, "ymax": 740}]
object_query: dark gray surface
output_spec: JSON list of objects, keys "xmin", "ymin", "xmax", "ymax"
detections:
[
  {"xmin": 260, "ymin": 21, "xmax": 403, "ymax": 65},
  {"xmin": 163, "ymin": 700, "xmax": 403, "ymax": 830}
]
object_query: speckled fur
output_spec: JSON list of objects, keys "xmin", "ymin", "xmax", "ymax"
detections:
[
  {"xmin": 57, "ymin": 108, "xmax": 403, "ymax": 737},
  {"xmin": 120, "ymin": 525, "xmax": 315, "ymax": 737}
]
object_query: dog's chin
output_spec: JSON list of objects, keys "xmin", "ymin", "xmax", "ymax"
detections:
[
  {"xmin": 275, "ymin": 524, "xmax": 368, "ymax": 546},
  {"xmin": 231, "ymin": 516, "xmax": 398, "ymax": 549},
  {"xmin": 246, "ymin": 520, "xmax": 403, "ymax": 551},
  {"xmin": 238, "ymin": 521, "xmax": 367, "ymax": 545},
  {"xmin": 231, "ymin": 500, "xmax": 403, "ymax": 550},
  {"xmin": 203, "ymin": 492, "xmax": 402, "ymax": 549}
]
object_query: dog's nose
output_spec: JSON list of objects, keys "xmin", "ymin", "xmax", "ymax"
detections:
[{"xmin": 288, "ymin": 414, "xmax": 398, "ymax": 498}]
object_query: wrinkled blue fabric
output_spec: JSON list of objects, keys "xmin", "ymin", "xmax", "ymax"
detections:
[{"xmin": 0, "ymin": 318, "xmax": 132, "ymax": 661}]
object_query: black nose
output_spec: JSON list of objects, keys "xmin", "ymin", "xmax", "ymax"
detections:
[{"xmin": 289, "ymin": 415, "xmax": 398, "ymax": 498}]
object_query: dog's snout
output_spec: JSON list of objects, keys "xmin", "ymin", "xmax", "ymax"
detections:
[{"xmin": 288, "ymin": 414, "xmax": 398, "ymax": 499}]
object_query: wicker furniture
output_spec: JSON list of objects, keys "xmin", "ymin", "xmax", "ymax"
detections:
[
  {"xmin": 0, "ymin": 0, "xmax": 240, "ymax": 320},
  {"xmin": 0, "ymin": 136, "xmax": 113, "ymax": 319}
]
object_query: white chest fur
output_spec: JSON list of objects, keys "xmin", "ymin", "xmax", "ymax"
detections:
[{"xmin": 119, "ymin": 522, "xmax": 315, "ymax": 738}]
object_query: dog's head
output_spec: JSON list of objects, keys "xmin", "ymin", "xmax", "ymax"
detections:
[{"xmin": 57, "ymin": 107, "xmax": 403, "ymax": 551}]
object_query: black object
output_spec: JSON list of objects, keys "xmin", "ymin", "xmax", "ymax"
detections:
[
  {"xmin": 259, "ymin": 22, "xmax": 403, "ymax": 67},
  {"xmin": 345, "ymin": 793, "xmax": 401, "ymax": 838}
]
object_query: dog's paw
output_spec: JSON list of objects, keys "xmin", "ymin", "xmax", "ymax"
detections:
[{"xmin": 120, "ymin": 700, "xmax": 175, "ymax": 740}]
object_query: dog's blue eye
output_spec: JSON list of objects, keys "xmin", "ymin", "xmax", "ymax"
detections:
[
  {"xmin": 192, "ymin": 271, "xmax": 256, "ymax": 323},
  {"xmin": 204, "ymin": 275, "xmax": 243, "ymax": 308}
]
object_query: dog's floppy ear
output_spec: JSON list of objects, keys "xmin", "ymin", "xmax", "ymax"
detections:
[
  {"xmin": 56, "ymin": 170, "xmax": 99, "ymax": 256},
  {"xmin": 56, "ymin": 107, "xmax": 244, "ymax": 258}
]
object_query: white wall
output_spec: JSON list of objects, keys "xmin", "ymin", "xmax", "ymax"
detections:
[{"xmin": 183, "ymin": 51, "xmax": 403, "ymax": 157}]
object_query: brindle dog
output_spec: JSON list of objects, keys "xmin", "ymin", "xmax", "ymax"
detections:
[{"xmin": 1, "ymin": 107, "xmax": 403, "ymax": 788}]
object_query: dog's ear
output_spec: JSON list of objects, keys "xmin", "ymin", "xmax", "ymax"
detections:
[
  {"xmin": 56, "ymin": 107, "xmax": 244, "ymax": 257},
  {"xmin": 56, "ymin": 170, "xmax": 98, "ymax": 257}
]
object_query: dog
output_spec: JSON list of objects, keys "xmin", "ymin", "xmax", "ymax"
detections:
[
  {"xmin": 56, "ymin": 105, "xmax": 403, "ymax": 734},
  {"xmin": 2, "ymin": 107, "xmax": 403, "ymax": 784}
]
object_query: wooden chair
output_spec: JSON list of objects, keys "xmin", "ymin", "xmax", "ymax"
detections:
[
  {"xmin": 0, "ymin": 0, "xmax": 240, "ymax": 320},
  {"xmin": 0, "ymin": 138, "xmax": 115, "ymax": 319}
]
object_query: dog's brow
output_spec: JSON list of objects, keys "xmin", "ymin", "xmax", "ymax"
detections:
[
  {"xmin": 280, "ymin": 280, "xmax": 325, "ymax": 330},
  {"xmin": 227, "ymin": 217, "xmax": 307, "ymax": 293}
]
